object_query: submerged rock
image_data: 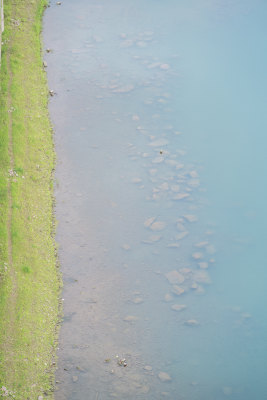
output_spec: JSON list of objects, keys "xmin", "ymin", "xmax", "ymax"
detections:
[
  {"xmin": 171, "ymin": 304, "xmax": 186, "ymax": 311},
  {"xmin": 158, "ymin": 371, "xmax": 172, "ymax": 382},
  {"xmin": 185, "ymin": 319, "xmax": 199, "ymax": 326},
  {"xmin": 172, "ymin": 285, "xmax": 185, "ymax": 296},
  {"xmin": 150, "ymin": 221, "xmax": 166, "ymax": 231},
  {"xmin": 183, "ymin": 214, "xmax": 198, "ymax": 223},
  {"xmin": 165, "ymin": 270, "xmax": 185, "ymax": 284}
]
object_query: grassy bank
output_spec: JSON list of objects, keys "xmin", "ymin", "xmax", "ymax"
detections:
[{"xmin": 0, "ymin": 1, "xmax": 60, "ymax": 398}]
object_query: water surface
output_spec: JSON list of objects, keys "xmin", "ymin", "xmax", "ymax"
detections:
[{"xmin": 43, "ymin": 1, "xmax": 267, "ymax": 399}]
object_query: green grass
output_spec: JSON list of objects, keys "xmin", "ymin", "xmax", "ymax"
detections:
[{"xmin": 0, "ymin": 1, "xmax": 61, "ymax": 398}]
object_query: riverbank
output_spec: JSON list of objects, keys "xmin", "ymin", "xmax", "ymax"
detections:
[{"xmin": 0, "ymin": 1, "xmax": 60, "ymax": 398}]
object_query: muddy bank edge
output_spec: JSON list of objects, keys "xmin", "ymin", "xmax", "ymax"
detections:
[{"xmin": 0, "ymin": 1, "xmax": 61, "ymax": 398}]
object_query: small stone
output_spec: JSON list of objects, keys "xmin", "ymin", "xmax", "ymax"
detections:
[
  {"xmin": 206, "ymin": 244, "xmax": 216, "ymax": 254},
  {"xmin": 185, "ymin": 319, "xmax": 199, "ymax": 326},
  {"xmin": 183, "ymin": 214, "xmax": 198, "ymax": 223},
  {"xmin": 124, "ymin": 315, "xmax": 138, "ymax": 322},
  {"xmin": 198, "ymin": 262, "xmax": 209, "ymax": 269},
  {"xmin": 150, "ymin": 221, "xmax": 166, "ymax": 231},
  {"xmin": 144, "ymin": 365, "xmax": 153, "ymax": 371},
  {"xmin": 172, "ymin": 285, "xmax": 185, "ymax": 296},
  {"xmin": 132, "ymin": 297, "xmax": 143, "ymax": 304},
  {"xmin": 38, "ymin": 397, "xmax": 44, "ymax": 400},
  {"xmin": 144, "ymin": 217, "xmax": 156, "ymax": 227},
  {"xmin": 142, "ymin": 235, "xmax": 162, "ymax": 244},
  {"xmin": 132, "ymin": 177, "xmax": 142, "ymax": 183},
  {"xmin": 194, "ymin": 241, "xmax": 209, "ymax": 248},
  {"xmin": 193, "ymin": 270, "xmax": 211, "ymax": 284},
  {"xmin": 171, "ymin": 185, "xmax": 180, "ymax": 192},
  {"xmin": 173, "ymin": 193, "xmax": 190, "ymax": 200},
  {"xmin": 192, "ymin": 252, "xmax": 204, "ymax": 260},
  {"xmin": 160, "ymin": 64, "xmax": 170, "ymax": 70},
  {"xmin": 164, "ymin": 294, "xmax": 172, "ymax": 302},
  {"xmin": 175, "ymin": 231, "xmax": 189, "ymax": 240},
  {"xmin": 56, "ymin": 1, "xmax": 62, "ymax": 4},
  {"xmin": 176, "ymin": 222, "xmax": 186, "ymax": 231},
  {"xmin": 121, "ymin": 244, "xmax": 131, "ymax": 251},
  {"xmin": 158, "ymin": 371, "xmax": 172, "ymax": 382},
  {"xmin": 165, "ymin": 270, "xmax": 185, "ymax": 284},
  {"xmin": 171, "ymin": 304, "xmax": 186, "ymax": 311},
  {"xmin": 72, "ymin": 376, "xmax": 78, "ymax": 382},
  {"xmin": 43, "ymin": 61, "xmax": 47, "ymax": 68}
]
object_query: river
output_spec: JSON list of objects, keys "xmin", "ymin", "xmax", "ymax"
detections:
[{"xmin": 43, "ymin": 1, "xmax": 267, "ymax": 399}]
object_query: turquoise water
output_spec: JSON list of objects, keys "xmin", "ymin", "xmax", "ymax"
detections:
[{"xmin": 43, "ymin": 1, "xmax": 267, "ymax": 399}]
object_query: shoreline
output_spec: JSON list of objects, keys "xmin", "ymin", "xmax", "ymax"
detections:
[{"xmin": 0, "ymin": 1, "xmax": 61, "ymax": 398}]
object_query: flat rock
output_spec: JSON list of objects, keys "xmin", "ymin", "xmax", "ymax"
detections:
[
  {"xmin": 171, "ymin": 304, "xmax": 186, "ymax": 311},
  {"xmin": 198, "ymin": 262, "xmax": 209, "ymax": 269},
  {"xmin": 193, "ymin": 270, "xmax": 211, "ymax": 284},
  {"xmin": 173, "ymin": 193, "xmax": 190, "ymax": 200},
  {"xmin": 158, "ymin": 371, "xmax": 172, "ymax": 382},
  {"xmin": 183, "ymin": 214, "xmax": 198, "ymax": 223},
  {"xmin": 149, "ymin": 139, "xmax": 169, "ymax": 147},
  {"xmin": 192, "ymin": 252, "xmax": 204, "ymax": 260},
  {"xmin": 150, "ymin": 221, "xmax": 166, "ymax": 231},
  {"xmin": 164, "ymin": 293, "xmax": 172, "ymax": 302},
  {"xmin": 175, "ymin": 231, "xmax": 189, "ymax": 240},
  {"xmin": 124, "ymin": 315, "xmax": 138, "ymax": 322},
  {"xmin": 144, "ymin": 365, "xmax": 153, "ymax": 371},
  {"xmin": 194, "ymin": 241, "xmax": 209, "ymax": 248},
  {"xmin": 142, "ymin": 235, "xmax": 162, "ymax": 244},
  {"xmin": 185, "ymin": 319, "xmax": 199, "ymax": 326},
  {"xmin": 144, "ymin": 216, "xmax": 156, "ymax": 227},
  {"xmin": 165, "ymin": 270, "xmax": 185, "ymax": 284},
  {"xmin": 172, "ymin": 285, "xmax": 185, "ymax": 296}
]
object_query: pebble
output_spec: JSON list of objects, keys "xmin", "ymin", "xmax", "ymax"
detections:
[
  {"xmin": 171, "ymin": 184, "xmax": 180, "ymax": 192},
  {"xmin": 198, "ymin": 262, "xmax": 209, "ymax": 269},
  {"xmin": 124, "ymin": 315, "xmax": 138, "ymax": 322},
  {"xmin": 165, "ymin": 270, "xmax": 185, "ymax": 284},
  {"xmin": 158, "ymin": 371, "xmax": 172, "ymax": 382},
  {"xmin": 173, "ymin": 193, "xmax": 190, "ymax": 200},
  {"xmin": 194, "ymin": 241, "xmax": 209, "ymax": 248},
  {"xmin": 43, "ymin": 61, "xmax": 47, "ymax": 68},
  {"xmin": 172, "ymin": 285, "xmax": 185, "ymax": 296},
  {"xmin": 183, "ymin": 214, "xmax": 198, "ymax": 222},
  {"xmin": 144, "ymin": 365, "xmax": 153, "ymax": 371},
  {"xmin": 142, "ymin": 235, "xmax": 162, "ymax": 244},
  {"xmin": 122, "ymin": 244, "xmax": 131, "ymax": 251},
  {"xmin": 166, "ymin": 243, "xmax": 180, "ymax": 248},
  {"xmin": 193, "ymin": 270, "xmax": 211, "ymax": 284},
  {"xmin": 38, "ymin": 397, "xmax": 44, "ymax": 400},
  {"xmin": 164, "ymin": 294, "xmax": 172, "ymax": 302},
  {"xmin": 149, "ymin": 139, "xmax": 169, "ymax": 147},
  {"xmin": 192, "ymin": 252, "xmax": 204, "ymax": 260},
  {"xmin": 72, "ymin": 376, "xmax": 78, "ymax": 382},
  {"xmin": 150, "ymin": 221, "xmax": 166, "ymax": 231},
  {"xmin": 171, "ymin": 304, "xmax": 186, "ymax": 311},
  {"xmin": 176, "ymin": 222, "xmax": 186, "ymax": 231},
  {"xmin": 132, "ymin": 297, "xmax": 143, "ymax": 304},
  {"xmin": 185, "ymin": 319, "xmax": 199, "ymax": 326},
  {"xmin": 132, "ymin": 177, "xmax": 142, "ymax": 183},
  {"xmin": 175, "ymin": 231, "xmax": 189, "ymax": 240},
  {"xmin": 160, "ymin": 64, "xmax": 170, "ymax": 70},
  {"xmin": 144, "ymin": 217, "xmax": 156, "ymax": 227}
]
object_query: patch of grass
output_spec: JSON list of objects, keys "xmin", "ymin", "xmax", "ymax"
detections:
[{"xmin": 0, "ymin": 1, "xmax": 61, "ymax": 399}]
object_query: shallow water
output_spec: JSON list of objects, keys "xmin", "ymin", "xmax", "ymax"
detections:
[{"xmin": 43, "ymin": 1, "xmax": 267, "ymax": 399}]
